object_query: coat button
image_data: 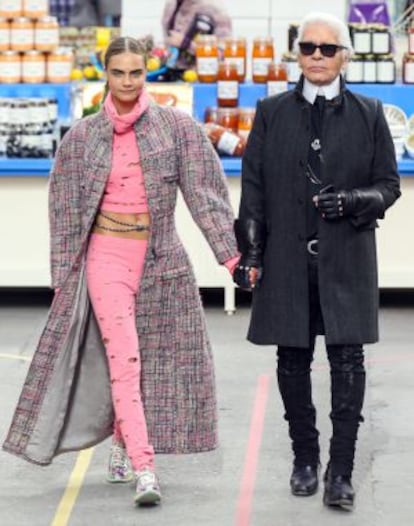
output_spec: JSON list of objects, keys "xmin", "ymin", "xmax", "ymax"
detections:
[
  {"xmin": 299, "ymin": 160, "xmax": 304, "ymax": 167},
  {"xmin": 297, "ymin": 197, "xmax": 304, "ymax": 205},
  {"xmin": 298, "ymin": 234, "xmax": 304, "ymax": 241}
]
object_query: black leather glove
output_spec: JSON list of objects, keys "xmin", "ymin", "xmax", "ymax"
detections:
[
  {"xmin": 315, "ymin": 188, "xmax": 385, "ymax": 221},
  {"xmin": 233, "ymin": 218, "xmax": 265, "ymax": 290}
]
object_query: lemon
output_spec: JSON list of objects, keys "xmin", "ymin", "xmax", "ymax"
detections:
[
  {"xmin": 146, "ymin": 56, "xmax": 161, "ymax": 72},
  {"xmin": 83, "ymin": 65, "xmax": 98, "ymax": 80},
  {"xmin": 182, "ymin": 69, "xmax": 198, "ymax": 83},
  {"xmin": 70, "ymin": 68, "xmax": 84, "ymax": 81}
]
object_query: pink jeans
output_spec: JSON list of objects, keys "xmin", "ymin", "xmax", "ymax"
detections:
[{"xmin": 86, "ymin": 233, "xmax": 154, "ymax": 471}]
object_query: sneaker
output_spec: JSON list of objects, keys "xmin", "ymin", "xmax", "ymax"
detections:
[
  {"xmin": 134, "ymin": 468, "xmax": 161, "ymax": 505},
  {"xmin": 106, "ymin": 444, "xmax": 134, "ymax": 483}
]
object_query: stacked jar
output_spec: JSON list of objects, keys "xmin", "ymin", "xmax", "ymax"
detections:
[
  {"xmin": 346, "ymin": 23, "xmax": 395, "ymax": 84},
  {"xmin": 0, "ymin": 96, "xmax": 56, "ymax": 158},
  {"xmin": 0, "ymin": 0, "xmax": 72, "ymax": 83},
  {"xmin": 403, "ymin": 23, "xmax": 414, "ymax": 84}
]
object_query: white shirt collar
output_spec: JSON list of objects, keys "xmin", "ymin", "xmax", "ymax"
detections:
[{"xmin": 302, "ymin": 76, "xmax": 340, "ymax": 104}]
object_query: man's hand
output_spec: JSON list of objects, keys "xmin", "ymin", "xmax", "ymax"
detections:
[
  {"xmin": 233, "ymin": 262, "xmax": 263, "ymax": 290},
  {"xmin": 233, "ymin": 218, "xmax": 265, "ymax": 290},
  {"xmin": 314, "ymin": 190, "xmax": 352, "ymax": 219},
  {"xmin": 314, "ymin": 188, "xmax": 385, "ymax": 221},
  {"xmin": 166, "ymin": 30, "xmax": 184, "ymax": 49}
]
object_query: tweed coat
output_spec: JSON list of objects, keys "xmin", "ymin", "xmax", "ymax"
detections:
[
  {"xmin": 239, "ymin": 77, "xmax": 401, "ymax": 348},
  {"xmin": 3, "ymin": 101, "xmax": 238, "ymax": 465}
]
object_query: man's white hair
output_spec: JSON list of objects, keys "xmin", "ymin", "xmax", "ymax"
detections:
[{"xmin": 294, "ymin": 12, "xmax": 354, "ymax": 58}]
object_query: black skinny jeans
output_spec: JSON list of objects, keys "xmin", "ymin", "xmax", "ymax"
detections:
[{"xmin": 276, "ymin": 254, "xmax": 366, "ymax": 475}]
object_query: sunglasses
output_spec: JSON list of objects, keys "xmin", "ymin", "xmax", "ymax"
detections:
[{"xmin": 299, "ymin": 41, "xmax": 347, "ymax": 58}]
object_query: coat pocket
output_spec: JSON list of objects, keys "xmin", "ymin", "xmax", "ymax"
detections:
[{"xmin": 161, "ymin": 265, "xmax": 190, "ymax": 280}]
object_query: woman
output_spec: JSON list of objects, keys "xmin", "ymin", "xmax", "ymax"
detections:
[
  {"xmin": 162, "ymin": 0, "xmax": 232, "ymax": 69},
  {"xmin": 3, "ymin": 37, "xmax": 239, "ymax": 507}
]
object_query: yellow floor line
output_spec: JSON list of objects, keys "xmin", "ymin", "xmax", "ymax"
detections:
[
  {"xmin": 51, "ymin": 448, "xmax": 95, "ymax": 526},
  {"xmin": 0, "ymin": 352, "xmax": 31, "ymax": 362}
]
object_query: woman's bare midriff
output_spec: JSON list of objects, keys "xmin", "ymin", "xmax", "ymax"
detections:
[{"xmin": 93, "ymin": 211, "xmax": 151, "ymax": 240}]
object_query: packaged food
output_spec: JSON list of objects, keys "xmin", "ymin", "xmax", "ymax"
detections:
[
  {"xmin": 204, "ymin": 122, "xmax": 246, "ymax": 156},
  {"xmin": 252, "ymin": 37, "xmax": 274, "ymax": 83},
  {"xmin": 217, "ymin": 62, "xmax": 239, "ymax": 107}
]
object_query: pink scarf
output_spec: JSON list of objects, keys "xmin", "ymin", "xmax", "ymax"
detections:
[{"xmin": 104, "ymin": 89, "xmax": 150, "ymax": 134}]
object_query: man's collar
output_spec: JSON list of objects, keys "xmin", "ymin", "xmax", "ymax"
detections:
[{"xmin": 302, "ymin": 76, "xmax": 341, "ymax": 104}]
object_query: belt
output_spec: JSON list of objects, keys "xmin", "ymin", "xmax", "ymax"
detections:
[{"xmin": 307, "ymin": 238, "xmax": 318, "ymax": 255}]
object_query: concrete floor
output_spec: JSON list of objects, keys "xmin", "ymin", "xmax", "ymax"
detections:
[{"xmin": 0, "ymin": 289, "xmax": 413, "ymax": 526}]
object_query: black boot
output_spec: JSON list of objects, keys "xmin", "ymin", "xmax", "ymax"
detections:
[
  {"xmin": 277, "ymin": 347, "xmax": 320, "ymax": 496},
  {"xmin": 323, "ymin": 466, "xmax": 354, "ymax": 510},
  {"xmin": 290, "ymin": 464, "xmax": 319, "ymax": 496},
  {"xmin": 324, "ymin": 345, "xmax": 366, "ymax": 510}
]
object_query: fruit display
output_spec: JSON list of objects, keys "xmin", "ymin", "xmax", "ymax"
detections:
[{"xmin": 144, "ymin": 35, "xmax": 198, "ymax": 82}]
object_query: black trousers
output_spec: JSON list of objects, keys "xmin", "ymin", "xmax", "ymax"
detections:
[{"xmin": 276, "ymin": 254, "xmax": 366, "ymax": 476}]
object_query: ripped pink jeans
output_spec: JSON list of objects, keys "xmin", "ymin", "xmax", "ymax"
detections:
[{"xmin": 86, "ymin": 233, "xmax": 154, "ymax": 471}]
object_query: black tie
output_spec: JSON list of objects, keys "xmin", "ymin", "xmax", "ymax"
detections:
[
  {"xmin": 314, "ymin": 95, "xmax": 325, "ymax": 130},
  {"xmin": 306, "ymin": 96, "xmax": 326, "ymax": 239}
]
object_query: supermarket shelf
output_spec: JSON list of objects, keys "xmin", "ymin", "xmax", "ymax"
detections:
[
  {"xmin": 0, "ymin": 82, "xmax": 72, "ymax": 119},
  {"xmin": 0, "ymin": 158, "xmax": 53, "ymax": 176},
  {"xmin": 1, "ymin": 156, "xmax": 413, "ymax": 177}
]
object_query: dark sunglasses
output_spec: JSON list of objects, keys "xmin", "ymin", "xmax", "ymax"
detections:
[{"xmin": 299, "ymin": 41, "xmax": 347, "ymax": 58}]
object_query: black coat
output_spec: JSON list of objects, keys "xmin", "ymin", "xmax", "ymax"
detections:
[{"xmin": 239, "ymin": 77, "xmax": 401, "ymax": 348}]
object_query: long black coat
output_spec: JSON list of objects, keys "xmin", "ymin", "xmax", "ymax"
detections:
[{"xmin": 239, "ymin": 77, "xmax": 401, "ymax": 348}]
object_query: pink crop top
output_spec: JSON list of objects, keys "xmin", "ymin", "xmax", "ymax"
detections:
[{"xmin": 100, "ymin": 128, "xmax": 148, "ymax": 214}]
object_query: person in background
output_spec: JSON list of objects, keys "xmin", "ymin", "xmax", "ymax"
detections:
[
  {"xmin": 49, "ymin": 0, "xmax": 121, "ymax": 26},
  {"xmin": 233, "ymin": 11, "xmax": 400, "ymax": 511},
  {"xmin": 3, "ymin": 36, "xmax": 239, "ymax": 507},
  {"xmin": 161, "ymin": 0, "xmax": 232, "ymax": 70}
]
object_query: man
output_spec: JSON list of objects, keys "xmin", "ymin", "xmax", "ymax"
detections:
[
  {"xmin": 49, "ymin": 0, "xmax": 120, "ymax": 26},
  {"xmin": 161, "ymin": 0, "xmax": 232, "ymax": 69},
  {"xmin": 234, "ymin": 12, "xmax": 400, "ymax": 511}
]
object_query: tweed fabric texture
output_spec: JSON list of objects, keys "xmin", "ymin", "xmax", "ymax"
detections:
[{"xmin": 3, "ymin": 103, "xmax": 238, "ymax": 463}]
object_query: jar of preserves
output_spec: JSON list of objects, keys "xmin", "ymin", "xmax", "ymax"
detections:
[
  {"xmin": 409, "ymin": 25, "xmax": 414, "ymax": 55},
  {"xmin": 0, "ymin": 17, "xmax": 9, "ymax": 51},
  {"xmin": 217, "ymin": 107, "xmax": 239, "ymax": 132},
  {"xmin": 252, "ymin": 37, "xmax": 274, "ymax": 83},
  {"xmin": 266, "ymin": 62, "xmax": 288, "ymax": 97},
  {"xmin": 362, "ymin": 54, "xmax": 376, "ymax": 83},
  {"xmin": 46, "ymin": 47, "xmax": 73, "ymax": 82},
  {"xmin": 23, "ymin": 0, "xmax": 48, "ymax": 19},
  {"xmin": 237, "ymin": 107, "xmax": 255, "ymax": 139},
  {"xmin": 10, "ymin": 16, "xmax": 33, "ymax": 52},
  {"xmin": 403, "ymin": 53, "xmax": 414, "ymax": 84},
  {"xmin": 34, "ymin": 15, "xmax": 58, "ymax": 52},
  {"xmin": 0, "ymin": 98, "xmax": 10, "ymax": 132},
  {"xmin": 22, "ymin": 49, "xmax": 45, "ymax": 82},
  {"xmin": 0, "ymin": 49, "xmax": 20, "ymax": 82},
  {"xmin": 195, "ymin": 34, "xmax": 218, "ymax": 83},
  {"xmin": 0, "ymin": 0, "xmax": 22, "ymax": 18},
  {"xmin": 47, "ymin": 97, "xmax": 58, "ymax": 125},
  {"xmin": 371, "ymin": 24, "xmax": 391, "ymax": 55},
  {"xmin": 223, "ymin": 37, "xmax": 246, "ymax": 82},
  {"xmin": 376, "ymin": 54, "xmax": 395, "ymax": 84},
  {"xmin": 352, "ymin": 24, "xmax": 371, "ymax": 55},
  {"xmin": 345, "ymin": 55, "xmax": 363, "ymax": 83},
  {"xmin": 217, "ymin": 62, "xmax": 239, "ymax": 107},
  {"xmin": 281, "ymin": 52, "xmax": 301, "ymax": 83},
  {"xmin": 204, "ymin": 122, "xmax": 246, "ymax": 156},
  {"xmin": 0, "ymin": 130, "xmax": 7, "ymax": 157},
  {"xmin": 204, "ymin": 106, "xmax": 218, "ymax": 124}
]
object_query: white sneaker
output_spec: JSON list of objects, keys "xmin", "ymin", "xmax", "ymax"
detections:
[
  {"xmin": 106, "ymin": 444, "xmax": 134, "ymax": 483},
  {"xmin": 134, "ymin": 468, "xmax": 161, "ymax": 505}
]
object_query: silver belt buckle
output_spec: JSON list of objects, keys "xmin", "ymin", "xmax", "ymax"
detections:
[{"xmin": 307, "ymin": 239, "xmax": 318, "ymax": 255}]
